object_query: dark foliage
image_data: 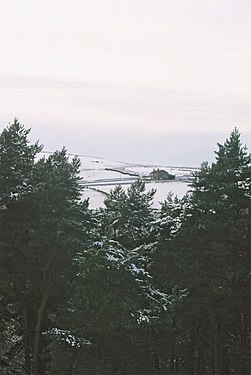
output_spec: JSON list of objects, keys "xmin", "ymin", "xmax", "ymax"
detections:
[{"xmin": 0, "ymin": 122, "xmax": 250, "ymax": 374}]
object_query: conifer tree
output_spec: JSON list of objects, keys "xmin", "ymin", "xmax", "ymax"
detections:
[
  {"xmin": 0, "ymin": 121, "xmax": 88, "ymax": 375},
  {"xmin": 187, "ymin": 128, "xmax": 251, "ymax": 375},
  {"xmin": 0, "ymin": 119, "xmax": 42, "ymax": 375},
  {"xmin": 102, "ymin": 180, "xmax": 156, "ymax": 249},
  {"xmin": 152, "ymin": 129, "xmax": 251, "ymax": 374}
]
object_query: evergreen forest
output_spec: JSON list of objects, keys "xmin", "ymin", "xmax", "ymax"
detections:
[{"xmin": 0, "ymin": 119, "xmax": 250, "ymax": 375}]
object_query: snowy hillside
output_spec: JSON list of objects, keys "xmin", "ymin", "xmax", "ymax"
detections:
[
  {"xmin": 40, "ymin": 152, "xmax": 196, "ymax": 209},
  {"xmin": 74, "ymin": 154, "xmax": 196, "ymax": 209}
]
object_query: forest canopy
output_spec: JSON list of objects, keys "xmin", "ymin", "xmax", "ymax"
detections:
[{"xmin": 0, "ymin": 120, "xmax": 250, "ymax": 375}]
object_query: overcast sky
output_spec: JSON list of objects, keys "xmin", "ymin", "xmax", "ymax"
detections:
[{"xmin": 0, "ymin": 0, "xmax": 251, "ymax": 165}]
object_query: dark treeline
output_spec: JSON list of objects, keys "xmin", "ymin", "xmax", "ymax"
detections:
[{"xmin": 0, "ymin": 119, "xmax": 250, "ymax": 375}]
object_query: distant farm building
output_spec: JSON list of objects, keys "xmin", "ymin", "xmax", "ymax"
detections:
[{"xmin": 149, "ymin": 169, "xmax": 175, "ymax": 181}]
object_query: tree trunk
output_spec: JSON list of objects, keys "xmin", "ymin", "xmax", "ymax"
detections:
[
  {"xmin": 187, "ymin": 329, "xmax": 196, "ymax": 375},
  {"xmin": 23, "ymin": 305, "xmax": 31, "ymax": 375},
  {"xmin": 67, "ymin": 350, "xmax": 76, "ymax": 375},
  {"xmin": 151, "ymin": 329, "xmax": 160, "ymax": 374},
  {"xmin": 33, "ymin": 293, "xmax": 48, "ymax": 375},
  {"xmin": 154, "ymin": 347, "xmax": 160, "ymax": 374},
  {"xmin": 222, "ymin": 346, "xmax": 229, "ymax": 375},
  {"xmin": 169, "ymin": 350, "xmax": 175, "ymax": 375},
  {"xmin": 239, "ymin": 312, "xmax": 248, "ymax": 375},
  {"xmin": 209, "ymin": 312, "xmax": 221, "ymax": 375}
]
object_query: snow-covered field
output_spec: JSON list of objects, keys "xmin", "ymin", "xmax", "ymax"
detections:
[
  {"xmin": 39, "ymin": 152, "xmax": 195, "ymax": 209},
  {"xmin": 76, "ymin": 155, "xmax": 195, "ymax": 209},
  {"xmin": 82, "ymin": 181, "xmax": 190, "ymax": 209}
]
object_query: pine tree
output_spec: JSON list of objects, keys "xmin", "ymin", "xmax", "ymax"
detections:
[
  {"xmin": 102, "ymin": 180, "xmax": 156, "ymax": 249},
  {"xmin": 0, "ymin": 121, "xmax": 88, "ymax": 375},
  {"xmin": 151, "ymin": 129, "xmax": 251, "ymax": 374},
  {"xmin": 188, "ymin": 128, "xmax": 251, "ymax": 375},
  {"xmin": 0, "ymin": 119, "xmax": 42, "ymax": 375}
]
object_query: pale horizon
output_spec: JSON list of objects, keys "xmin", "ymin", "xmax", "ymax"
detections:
[{"xmin": 1, "ymin": 0, "xmax": 251, "ymax": 166}]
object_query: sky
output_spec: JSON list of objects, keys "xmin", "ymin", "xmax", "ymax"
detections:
[{"xmin": 0, "ymin": 0, "xmax": 251, "ymax": 166}]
